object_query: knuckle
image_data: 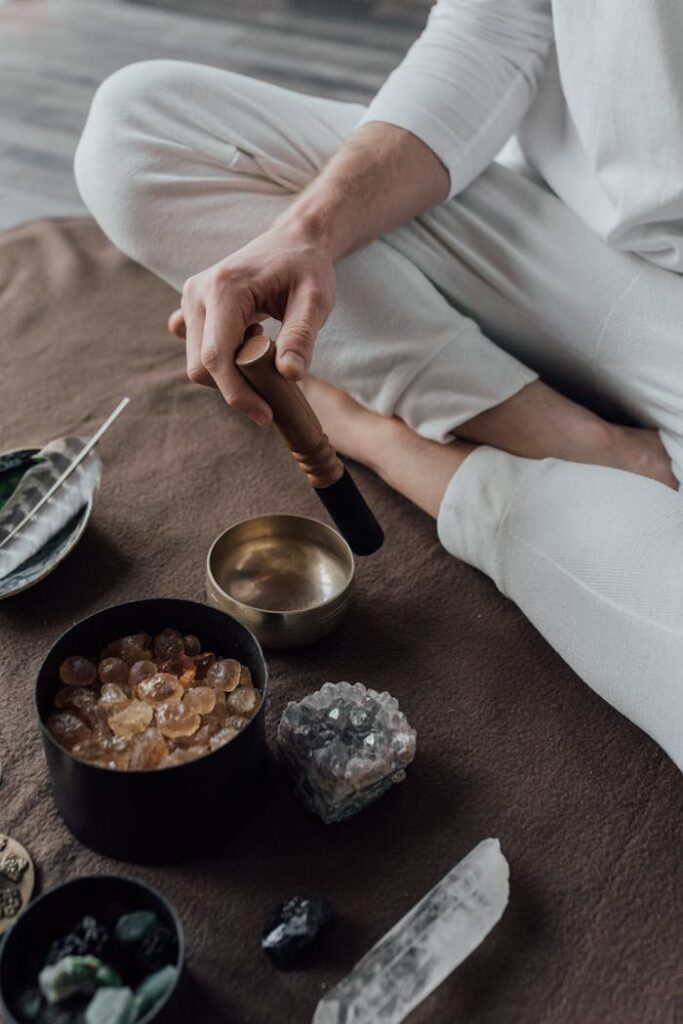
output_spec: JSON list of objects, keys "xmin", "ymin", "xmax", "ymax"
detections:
[
  {"xmin": 205, "ymin": 272, "xmax": 224, "ymax": 300},
  {"xmin": 182, "ymin": 275, "xmax": 199, "ymax": 300},
  {"xmin": 212, "ymin": 264, "xmax": 242, "ymax": 296},
  {"xmin": 304, "ymin": 282, "xmax": 326, "ymax": 307},
  {"xmin": 201, "ymin": 346, "xmax": 221, "ymax": 372},
  {"xmin": 224, "ymin": 391, "xmax": 249, "ymax": 412},
  {"xmin": 214, "ymin": 263, "xmax": 235, "ymax": 284},
  {"xmin": 285, "ymin": 320, "xmax": 314, "ymax": 348}
]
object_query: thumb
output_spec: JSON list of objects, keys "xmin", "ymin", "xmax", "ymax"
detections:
[
  {"xmin": 167, "ymin": 308, "xmax": 186, "ymax": 338},
  {"xmin": 275, "ymin": 288, "xmax": 322, "ymax": 381}
]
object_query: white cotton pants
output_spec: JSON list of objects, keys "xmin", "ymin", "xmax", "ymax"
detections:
[{"xmin": 74, "ymin": 60, "xmax": 683, "ymax": 771}]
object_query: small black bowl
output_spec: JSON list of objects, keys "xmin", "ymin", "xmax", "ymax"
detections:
[
  {"xmin": 0, "ymin": 874, "xmax": 184, "ymax": 1024},
  {"xmin": 36, "ymin": 598, "xmax": 268, "ymax": 863}
]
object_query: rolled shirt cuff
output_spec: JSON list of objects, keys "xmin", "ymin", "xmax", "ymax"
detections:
[
  {"xmin": 392, "ymin": 324, "xmax": 538, "ymax": 444},
  {"xmin": 359, "ymin": 100, "xmax": 467, "ymax": 197},
  {"xmin": 436, "ymin": 445, "xmax": 532, "ymax": 586}
]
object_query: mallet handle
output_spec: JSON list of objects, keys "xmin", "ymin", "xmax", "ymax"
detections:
[
  {"xmin": 236, "ymin": 334, "xmax": 343, "ymax": 489},
  {"xmin": 236, "ymin": 335, "xmax": 384, "ymax": 556}
]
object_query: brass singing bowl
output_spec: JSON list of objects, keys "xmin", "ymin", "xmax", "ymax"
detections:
[{"xmin": 206, "ymin": 514, "xmax": 355, "ymax": 649}]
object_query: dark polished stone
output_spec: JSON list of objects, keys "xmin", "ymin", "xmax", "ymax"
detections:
[{"xmin": 262, "ymin": 897, "xmax": 334, "ymax": 970}]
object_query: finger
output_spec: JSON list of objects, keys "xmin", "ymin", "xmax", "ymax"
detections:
[
  {"xmin": 275, "ymin": 286, "xmax": 325, "ymax": 381},
  {"xmin": 167, "ymin": 308, "xmax": 186, "ymax": 339},
  {"xmin": 201, "ymin": 303, "xmax": 272, "ymax": 425},
  {"xmin": 185, "ymin": 302, "xmax": 215, "ymax": 388}
]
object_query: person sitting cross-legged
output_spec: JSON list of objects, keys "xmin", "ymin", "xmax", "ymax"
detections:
[{"xmin": 74, "ymin": 0, "xmax": 683, "ymax": 771}]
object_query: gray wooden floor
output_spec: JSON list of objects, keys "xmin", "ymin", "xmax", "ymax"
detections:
[
  {"xmin": 0, "ymin": 0, "xmax": 423, "ymax": 231},
  {"xmin": 126, "ymin": 0, "xmax": 431, "ymax": 31}
]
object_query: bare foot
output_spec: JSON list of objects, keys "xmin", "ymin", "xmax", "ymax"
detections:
[
  {"xmin": 299, "ymin": 375, "xmax": 396, "ymax": 472},
  {"xmin": 301, "ymin": 375, "xmax": 679, "ymax": 491},
  {"xmin": 608, "ymin": 425, "xmax": 678, "ymax": 490},
  {"xmin": 299, "ymin": 375, "xmax": 476, "ymax": 518}
]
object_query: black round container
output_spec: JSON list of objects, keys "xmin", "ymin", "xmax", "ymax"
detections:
[
  {"xmin": 0, "ymin": 874, "xmax": 184, "ymax": 1024},
  {"xmin": 36, "ymin": 599, "xmax": 268, "ymax": 863}
]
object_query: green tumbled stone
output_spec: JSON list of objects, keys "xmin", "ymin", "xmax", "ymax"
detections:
[
  {"xmin": 114, "ymin": 911, "xmax": 158, "ymax": 945},
  {"xmin": 96, "ymin": 964, "xmax": 123, "ymax": 988},
  {"xmin": 85, "ymin": 987, "xmax": 135, "ymax": 1024},
  {"xmin": 39, "ymin": 955, "xmax": 101, "ymax": 1004},
  {"xmin": 133, "ymin": 965, "xmax": 179, "ymax": 1020}
]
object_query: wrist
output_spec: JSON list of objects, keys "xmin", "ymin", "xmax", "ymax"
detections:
[{"xmin": 273, "ymin": 190, "xmax": 345, "ymax": 260}]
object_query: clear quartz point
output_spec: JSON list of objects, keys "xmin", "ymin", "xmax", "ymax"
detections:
[{"xmin": 313, "ymin": 838, "xmax": 509, "ymax": 1024}]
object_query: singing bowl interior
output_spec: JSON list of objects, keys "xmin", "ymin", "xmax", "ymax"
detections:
[{"xmin": 207, "ymin": 514, "xmax": 354, "ymax": 614}]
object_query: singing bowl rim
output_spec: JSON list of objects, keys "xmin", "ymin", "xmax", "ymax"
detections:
[{"xmin": 205, "ymin": 512, "xmax": 355, "ymax": 616}]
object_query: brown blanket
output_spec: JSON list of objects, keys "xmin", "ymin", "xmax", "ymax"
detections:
[{"xmin": 1, "ymin": 217, "xmax": 681, "ymax": 1024}]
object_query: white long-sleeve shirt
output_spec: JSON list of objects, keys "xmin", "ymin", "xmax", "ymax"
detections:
[{"xmin": 361, "ymin": 0, "xmax": 683, "ymax": 273}]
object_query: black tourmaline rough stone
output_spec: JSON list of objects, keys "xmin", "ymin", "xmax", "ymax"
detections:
[
  {"xmin": 45, "ymin": 917, "xmax": 110, "ymax": 965},
  {"xmin": 261, "ymin": 896, "xmax": 334, "ymax": 969}
]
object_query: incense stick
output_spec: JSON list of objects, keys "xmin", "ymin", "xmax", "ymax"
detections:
[{"xmin": 0, "ymin": 397, "xmax": 130, "ymax": 552}]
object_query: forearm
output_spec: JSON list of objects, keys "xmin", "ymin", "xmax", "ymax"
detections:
[
  {"xmin": 273, "ymin": 0, "xmax": 554, "ymax": 259},
  {"xmin": 174, "ymin": 0, "xmax": 555, "ymax": 414},
  {"xmin": 274, "ymin": 122, "xmax": 450, "ymax": 259}
]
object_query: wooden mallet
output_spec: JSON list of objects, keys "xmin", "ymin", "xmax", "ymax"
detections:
[{"xmin": 236, "ymin": 334, "xmax": 384, "ymax": 556}]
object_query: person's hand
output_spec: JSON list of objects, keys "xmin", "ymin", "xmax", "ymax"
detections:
[{"xmin": 167, "ymin": 222, "xmax": 336, "ymax": 424}]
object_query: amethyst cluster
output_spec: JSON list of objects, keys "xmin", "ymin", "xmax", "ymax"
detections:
[{"xmin": 277, "ymin": 682, "xmax": 416, "ymax": 824}]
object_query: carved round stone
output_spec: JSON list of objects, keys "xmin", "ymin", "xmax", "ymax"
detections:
[{"xmin": 0, "ymin": 833, "xmax": 35, "ymax": 935}]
